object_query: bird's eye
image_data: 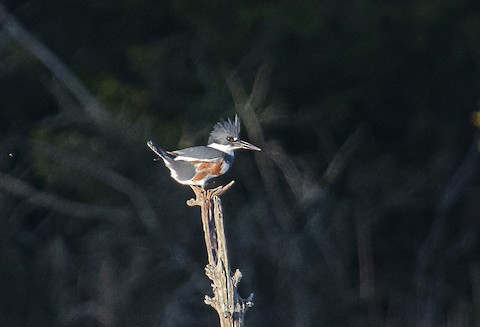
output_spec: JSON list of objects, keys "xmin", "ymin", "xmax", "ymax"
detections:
[{"xmin": 227, "ymin": 136, "xmax": 234, "ymax": 142}]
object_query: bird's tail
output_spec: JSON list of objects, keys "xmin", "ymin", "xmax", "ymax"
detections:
[{"xmin": 147, "ymin": 140, "xmax": 174, "ymax": 163}]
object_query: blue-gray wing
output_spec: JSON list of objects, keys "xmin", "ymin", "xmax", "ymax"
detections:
[{"xmin": 169, "ymin": 146, "xmax": 225, "ymax": 162}]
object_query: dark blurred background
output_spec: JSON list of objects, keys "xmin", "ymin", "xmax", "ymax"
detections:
[{"xmin": 1, "ymin": 1, "xmax": 480, "ymax": 326}]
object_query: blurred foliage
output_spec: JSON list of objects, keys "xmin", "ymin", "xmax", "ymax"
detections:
[{"xmin": 1, "ymin": 0, "xmax": 480, "ymax": 326}]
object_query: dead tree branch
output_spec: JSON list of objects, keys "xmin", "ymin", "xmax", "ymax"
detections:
[{"xmin": 187, "ymin": 182, "xmax": 253, "ymax": 327}]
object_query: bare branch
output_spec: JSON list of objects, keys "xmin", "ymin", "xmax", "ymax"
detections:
[
  {"xmin": 187, "ymin": 183, "xmax": 252, "ymax": 326},
  {"xmin": 0, "ymin": 171, "xmax": 130, "ymax": 219},
  {"xmin": 0, "ymin": 3, "xmax": 109, "ymax": 123}
]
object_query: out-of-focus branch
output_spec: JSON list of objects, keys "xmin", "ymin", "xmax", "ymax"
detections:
[
  {"xmin": 322, "ymin": 124, "xmax": 366, "ymax": 185},
  {"xmin": 416, "ymin": 129, "xmax": 480, "ymax": 327},
  {"xmin": 228, "ymin": 65, "xmax": 365, "ymax": 212},
  {"xmin": 33, "ymin": 140, "xmax": 160, "ymax": 232},
  {"xmin": 417, "ymin": 130, "xmax": 480, "ymax": 275},
  {"xmin": 0, "ymin": 3, "xmax": 108, "ymax": 123},
  {"xmin": 228, "ymin": 64, "xmax": 270, "ymax": 149},
  {"xmin": 267, "ymin": 139, "xmax": 324, "ymax": 207},
  {"xmin": 227, "ymin": 66, "xmax": 293, "ymax": 230},
  {"xmin": 0, "ymin": 171, "xmax": 130, "ymax": 219},
  {"xmin": 268, "ymin": 124, "xmax": 365, "ymax": 209},
  {"xmin": 355, "ymin": 211, "xmax": 379, "ymax": 323}
]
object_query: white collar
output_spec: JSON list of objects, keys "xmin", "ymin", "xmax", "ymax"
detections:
[{"xmin": 208, "ymin": 143, "xmax": 234, "ymax": 156}]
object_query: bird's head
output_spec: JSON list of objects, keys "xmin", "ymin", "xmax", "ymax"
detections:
[{"xmin": 207, "ymin": 115, "xmax": 261, "ymax": 153}]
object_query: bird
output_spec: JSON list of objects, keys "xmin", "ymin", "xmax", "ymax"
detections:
[{"xmin": 147, "ymin": 115, "xmax": 261, "ymax": 188}]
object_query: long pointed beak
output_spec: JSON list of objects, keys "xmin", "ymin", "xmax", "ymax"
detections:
[{"xmin": 235, "ymin": 140, "xmax": 261, "ymax": 151}]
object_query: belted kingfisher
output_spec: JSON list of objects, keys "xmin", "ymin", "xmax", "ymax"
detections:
[{"xmin": 147, "ymin": 115, "xmax": 261, "ymax": 188}]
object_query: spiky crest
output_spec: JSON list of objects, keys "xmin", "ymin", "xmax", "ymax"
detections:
[{"xmin": 208, "ymin": 115, "xmax": 241, "ymax": 145}]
